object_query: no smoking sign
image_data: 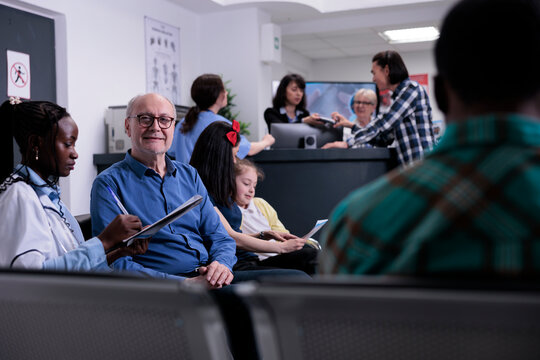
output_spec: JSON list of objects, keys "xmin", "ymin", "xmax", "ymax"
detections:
[{"xmin": 10, "ymin": 62, "xmax": 29, "ymax": 88}]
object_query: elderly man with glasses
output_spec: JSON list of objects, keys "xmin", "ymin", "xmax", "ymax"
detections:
[{"xmin": 89, "ymin": 93, "xmax": 237, "ymax": 288}]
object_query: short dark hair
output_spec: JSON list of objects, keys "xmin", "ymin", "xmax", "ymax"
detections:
[
  {"xmin": 435, "ymin": 0, "xmax": 540, "ymax": 105},
  {"xmin": 372, "ymin": 51, "xmax": 409, "ymax": 85},
  {"xmin": 182, "ymin": 74, "xmax": 225, "ymax": 134},
  {"xmin": 189, "ymin": 121, "xmax": 236, "ymax": 208},
  {"xmin": 272, "ymin": 74, "xmax": 307, "ymax": 110}
]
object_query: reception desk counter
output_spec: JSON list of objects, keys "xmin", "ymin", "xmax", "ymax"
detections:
[
  {"xmin": 94, "ymin": 148, "xmax": 398, "ymax": 236},
  {"xmin": 249, "ymin": 148, "xmax": 398, "ymax": 235}
]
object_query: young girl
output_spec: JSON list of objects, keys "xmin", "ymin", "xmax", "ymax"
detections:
[
  {"xmin": 190, "ymin": 121, "xmax": 316, "ymax": 274},
  {"xmin": 0, "ymin": 98, "xmax": 146, "ymax": 270},
  {"xmin": 234, "ymin": 159, "xmax": 289, "ymax": 235},
  {"xmin": 234, "ymin": 158, "xmax": 318, "ymax": 274}
]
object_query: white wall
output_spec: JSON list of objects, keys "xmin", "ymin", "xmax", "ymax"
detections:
[
  {"xmin": 199, "ymin": 7, "xmax": 273, "ymax": 140},
  {"xmin": 4, "ymin": 0, "xmax": 202, "ymax": 215},
  {"xmin": 2, "ymin": 0, "xmax": 443, "ymax": 216},
  {"xmin": 309, "ymin": 50, "xmax": 444, "ymax": 122},
  {"xmin": 272, "ymin": 47, "xmax": 312, "ymax": 81}
]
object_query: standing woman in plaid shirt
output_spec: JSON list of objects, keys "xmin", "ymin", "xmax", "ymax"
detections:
[{"xmin": 332, "ymin": 50, "xmax": 436, "ymax": 165}]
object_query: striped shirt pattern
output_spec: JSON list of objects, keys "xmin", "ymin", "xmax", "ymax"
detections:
[
  {"xmin": 323, "ymin": 114, "xmax": 540, "ymax": 277},
  {"xmin": 347, "ymin": 78, "xmax": 435, "ymax": 165}
]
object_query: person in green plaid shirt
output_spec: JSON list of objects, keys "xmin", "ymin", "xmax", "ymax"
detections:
[{"xmin": 321, "ymin": 0, "xmax": 540, "ymax": 277}]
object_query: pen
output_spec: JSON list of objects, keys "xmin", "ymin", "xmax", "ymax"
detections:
[{"xmin": 107, "ymin": 186, "xmax": 129, "ymax": 215}]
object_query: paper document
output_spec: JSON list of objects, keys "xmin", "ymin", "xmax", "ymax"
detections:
[
  {"xmin": 124, "ymin": 195, "xmax": 203, "ymax": 246},
  {"xmin": 302, "ymin": 219, "xmax": 328, "ymax": 239},
  {"xmin": 255, "ymin": 219, "xmax": 328, "ymax": 259},
  {"xmin": 302, "ymin": 219, "xmax": 327, "ymax": 251}
]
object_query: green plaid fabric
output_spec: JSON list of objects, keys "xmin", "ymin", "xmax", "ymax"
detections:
[{"xmin": 321, "ymin": 113, "xmax": 540, "ymax": 276}]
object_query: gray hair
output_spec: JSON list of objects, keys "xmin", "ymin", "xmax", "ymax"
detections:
[
  {"xmin": 125, "ymin": 93, "xmax": 176, "ymax": 119},
  {"xmin": 353, "ymin": 88, "xmax": 377, "ymax": 105}
]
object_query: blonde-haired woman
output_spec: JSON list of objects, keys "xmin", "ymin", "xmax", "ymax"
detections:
[{"xmin": 322, "ymin": 88, "xmax": 384, "ymax": 149}]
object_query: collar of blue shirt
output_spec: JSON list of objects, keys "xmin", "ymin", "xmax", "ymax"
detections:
[{"xmin": 124, "ymin": 151, "xmax": 178, "ymax": 179}]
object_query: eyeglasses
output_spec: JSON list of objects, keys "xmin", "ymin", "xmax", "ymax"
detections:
[
  {"xmin": 128, "ymin": 114, "xmax": 175, "ymax": 129},
  {"xmin": 353, "ymin": 101, "xmax": 375, "ymax": 106}
]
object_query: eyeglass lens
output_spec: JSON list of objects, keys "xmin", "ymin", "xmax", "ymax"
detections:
[
  {"xmin": 138, "ymin": 115, "xmax": 174, "ymax": 128},
  {"xmin": 354, "ymin": 101, "xmax": 373, "ymax": 106}
]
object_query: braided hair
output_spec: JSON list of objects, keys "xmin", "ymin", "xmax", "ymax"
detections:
[
  {"xmin": 0, "ymin": 99, "xmax": 74, "ymax": 232},
  {"xmin": 0, "ymin": 99, "xmax": 70, "ymax": 189}
]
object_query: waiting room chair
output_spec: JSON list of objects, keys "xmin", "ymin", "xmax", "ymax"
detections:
[
  {"xmin": 237, "ymin": 276, "xmax": 540, "ymax": 360},
  {"xmin": 0, "ymin": 270, "xmax": 232, "ymax": 360}
]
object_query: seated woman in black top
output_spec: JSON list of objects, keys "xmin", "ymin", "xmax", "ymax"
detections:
[
  {"xmin": 190, "ymin": 121, "xmax": 317, "ymax": 274},
  {"xmin": 264, "ymin": 73, "xmax": 321, "ymax": 132}
]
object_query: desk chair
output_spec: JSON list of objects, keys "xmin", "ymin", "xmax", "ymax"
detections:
[{"xmin": 238, "ymin": 276, "xmax": 540, "ymax": 360}]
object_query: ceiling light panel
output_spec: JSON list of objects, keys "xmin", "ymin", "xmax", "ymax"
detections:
[{"xmin": 379, "ymin": 26, "xmax": 439, "ymax": 44}]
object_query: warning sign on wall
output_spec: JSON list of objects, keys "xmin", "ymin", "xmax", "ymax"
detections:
[{"xmin": 7, "ymin": 50, "xmax": 31, "ymax": 99}]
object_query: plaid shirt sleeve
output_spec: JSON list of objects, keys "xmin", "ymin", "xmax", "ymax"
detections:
[{"xmin": 349, "ymin": 80, "xmax": 434, "ymax": 165}]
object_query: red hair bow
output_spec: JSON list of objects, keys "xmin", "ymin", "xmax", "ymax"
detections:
[{"xmin": 226, "ymin": 120, "xmax": 240, "ymax": 146}]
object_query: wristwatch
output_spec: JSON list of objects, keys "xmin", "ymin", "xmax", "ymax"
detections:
[{"xmin": 259, "ymin": 231, "xmax": 265, "ymax": 239}]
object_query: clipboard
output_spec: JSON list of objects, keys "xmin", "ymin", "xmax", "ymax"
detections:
[
  {"xmin": 104, "ymin": 195, "xmax": 203, "ymax": 254},
  {"xmin": 123, "ymin": 195, "xmax": 203, "ymax": 246}
]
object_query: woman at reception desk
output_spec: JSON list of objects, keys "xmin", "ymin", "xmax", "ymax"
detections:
[{"xmin": 264, "ymin": 73, "xmax": 321, "ymax": 131}]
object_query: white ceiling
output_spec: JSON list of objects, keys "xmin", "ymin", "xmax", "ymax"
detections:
[{"xmin": 171, "ymin": 0, "xmax": 459, "ymax": 60}]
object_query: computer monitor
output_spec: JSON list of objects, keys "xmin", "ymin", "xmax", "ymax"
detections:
[
  {"xmin": 305, "ymin": 81, "xmax": 378, "ymax": 122},
  {"xmin": 270, "ymin": 123, "xmax": 343, "ymax": 149}
]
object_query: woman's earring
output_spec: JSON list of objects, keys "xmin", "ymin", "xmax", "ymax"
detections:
[{"xmin": 34, "ymin": 148, "xmax": 39, "ymax": 161}]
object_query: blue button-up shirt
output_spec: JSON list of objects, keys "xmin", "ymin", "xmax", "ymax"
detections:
[{"xmin": 90, "ymin": 152, "xmax": 237, "ymax": 280}]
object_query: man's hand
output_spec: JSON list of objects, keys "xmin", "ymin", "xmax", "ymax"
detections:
[{"xmin": 184, "ymin": 261, "xmax": 233, "ymax": 289}]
